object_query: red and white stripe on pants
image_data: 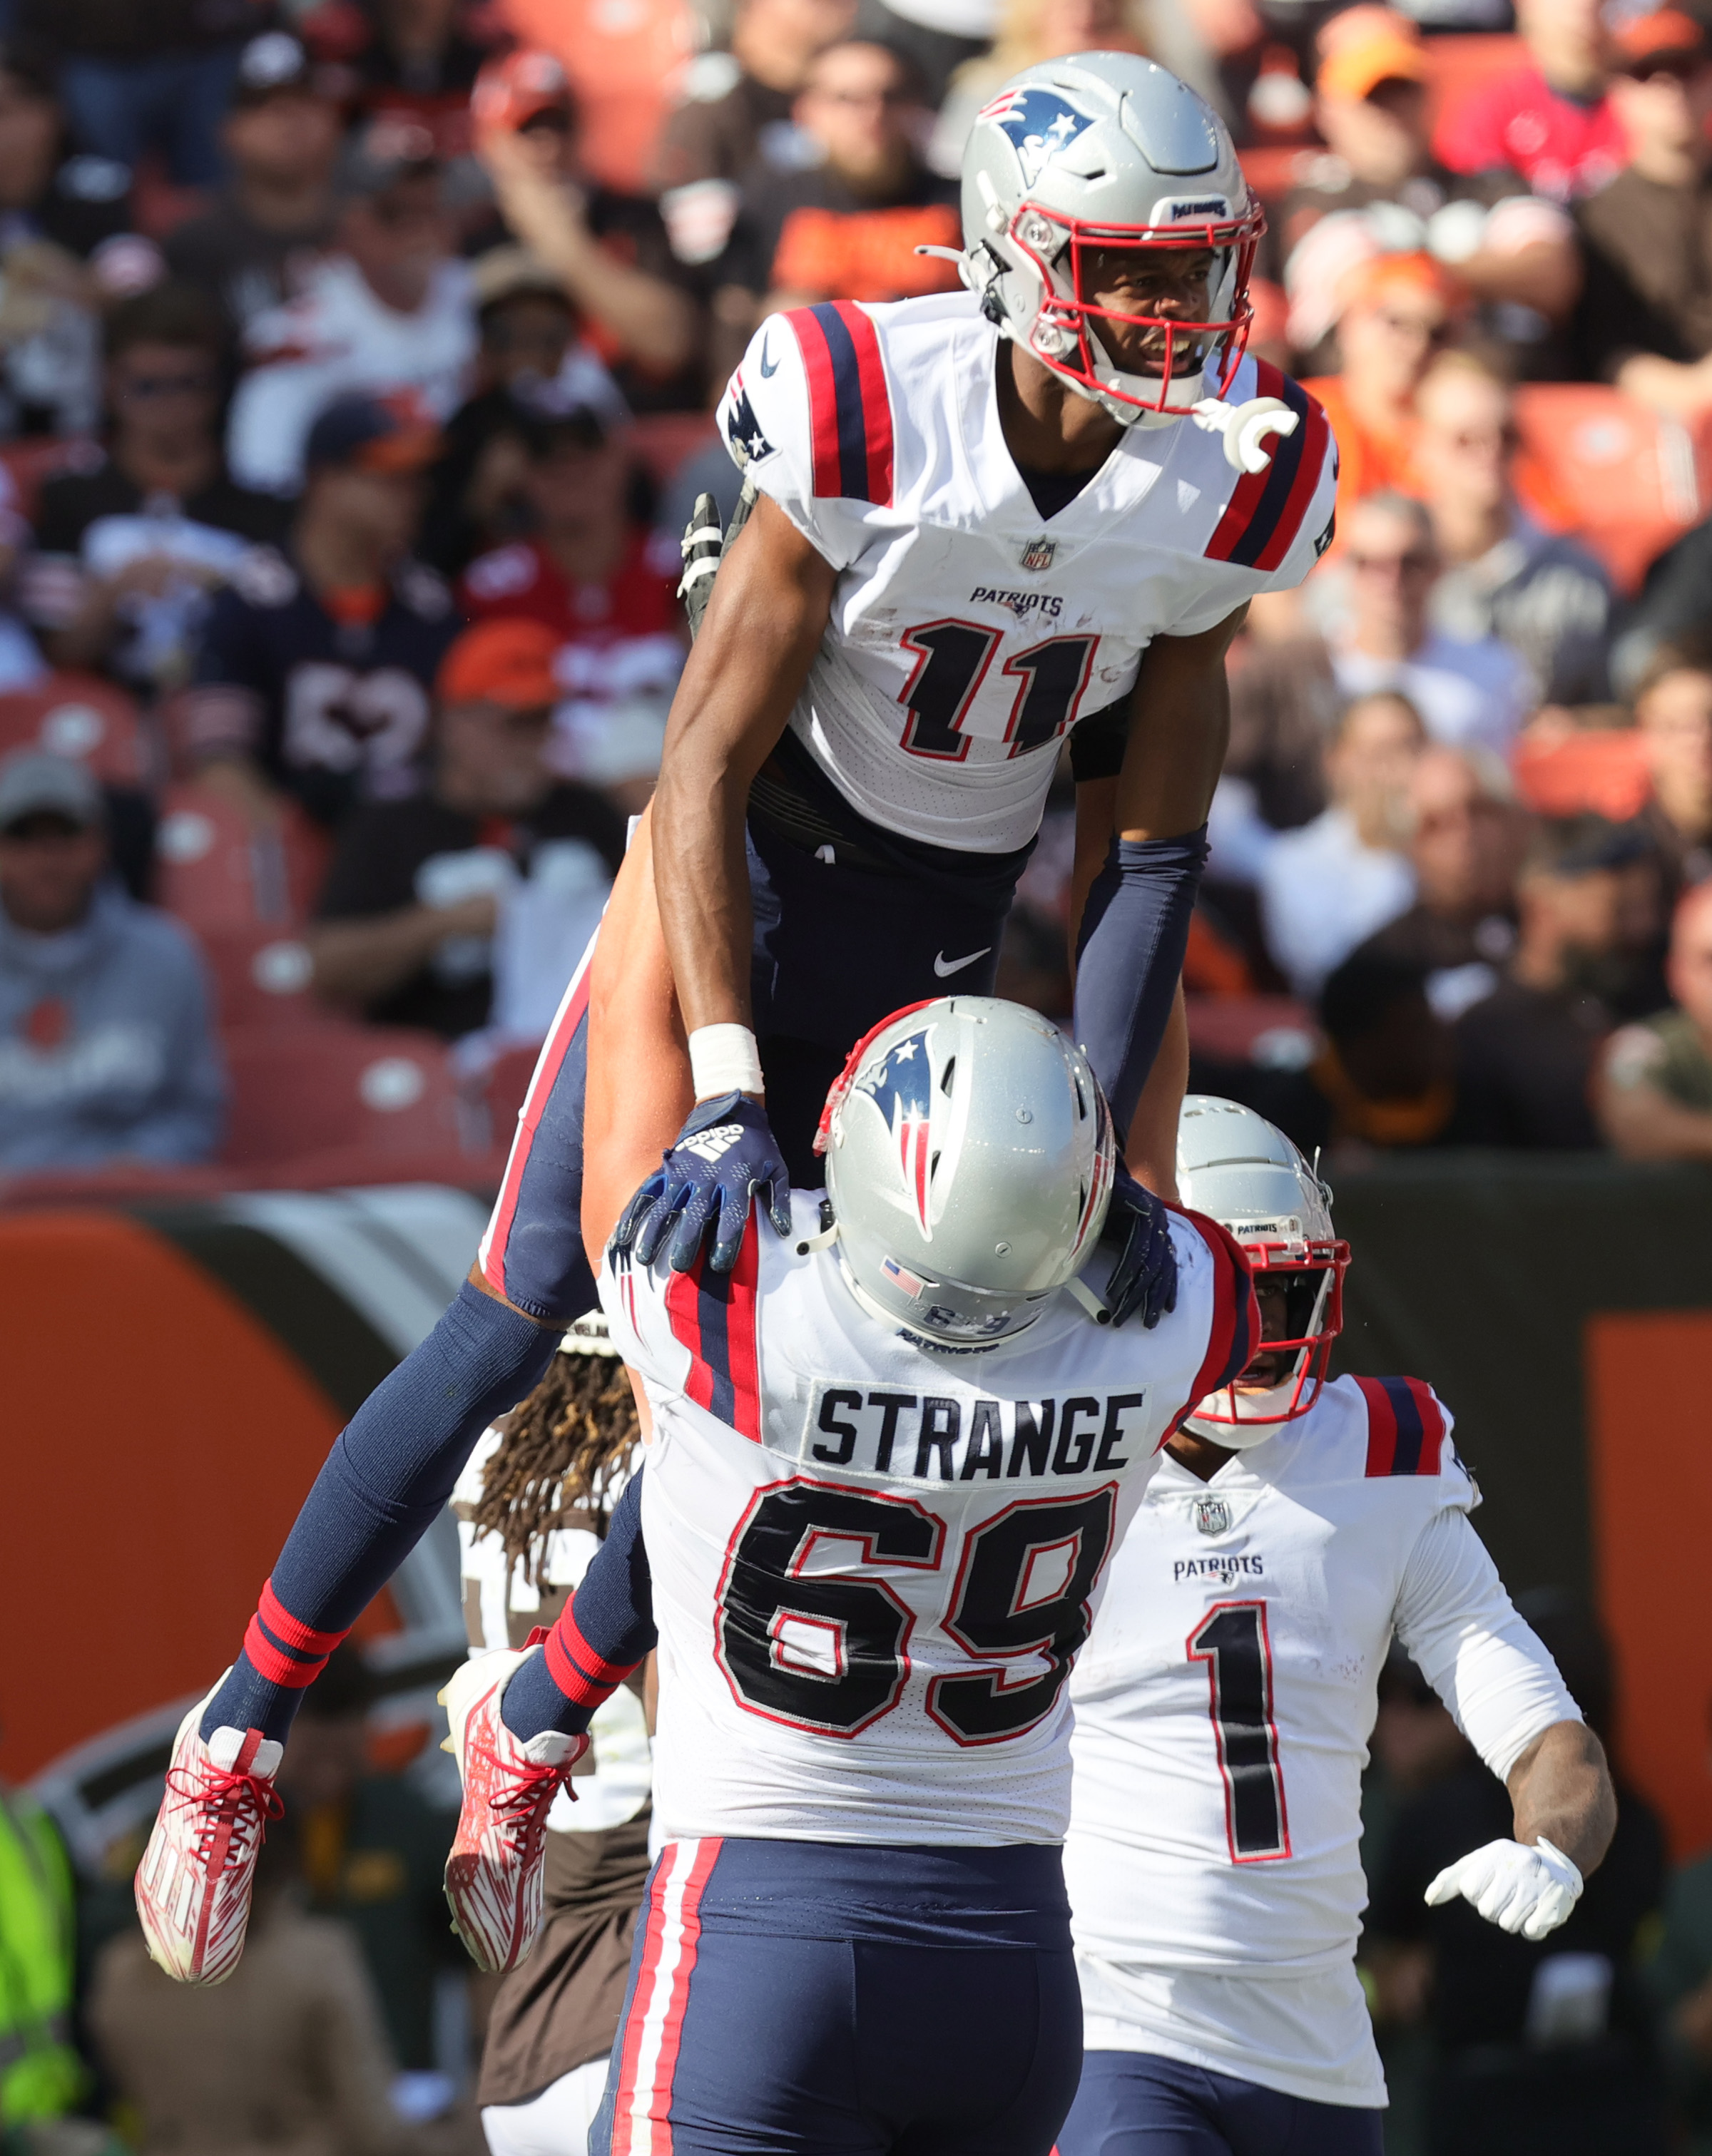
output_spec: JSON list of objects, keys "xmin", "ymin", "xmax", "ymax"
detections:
[{"xmin": 609, "ymin": 1837, "xmax": 724, "ymax": 2156}]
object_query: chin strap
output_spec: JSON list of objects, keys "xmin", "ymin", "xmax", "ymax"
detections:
[{"xmin": 1191, "ymin": 394, "xmax": 1300, "ymax": 474}]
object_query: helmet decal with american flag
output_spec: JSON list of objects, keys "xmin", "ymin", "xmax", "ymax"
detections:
[{"xmin": 857, "ymin": 1026, "xmax": 937, "ymax": 1237}]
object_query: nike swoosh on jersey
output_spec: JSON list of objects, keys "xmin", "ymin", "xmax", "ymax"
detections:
[
  {"xmin": 759, "ymin": 337, "xmax": 779, "ymax": 377},
  {"xmin": 933, "ymin": 947, "xmax": 992, "ymax": 977}
]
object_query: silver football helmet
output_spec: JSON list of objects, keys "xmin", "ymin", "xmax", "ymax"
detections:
[
  {"xmin": 1176, "ymin": 1096, "xmax": 1348, "ymax": 1444},
  {"xmin": 957, "ymin": 52, "xmax": 1263, "ymax": 427},
  {"xmin": 815, "ymin": 998, "xmax": 1115, "ymax": 1348}
]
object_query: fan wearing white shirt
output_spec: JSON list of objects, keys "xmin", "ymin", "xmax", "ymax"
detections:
[
  {"xmin": 1257, "ymin": 689, "xmax": 1423, "ymax": 997},
  {"xmin": 228, "ymin": 130, "xmax": 478, "ymax": 496},
  {"xmin": 1057, "ymin": 1098, "xmax": 1615, "ymax": 2156}
]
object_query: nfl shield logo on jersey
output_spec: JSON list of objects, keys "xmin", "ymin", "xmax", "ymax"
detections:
[
  {"xmin": 1019, "ymin": 536, "xmax": 1057, "ymax": 573},
  {"xmin": 1193, "ymin": 1496, "xmax": 1231, "ymax": 1537}
]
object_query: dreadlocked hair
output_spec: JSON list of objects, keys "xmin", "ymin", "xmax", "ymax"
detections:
[{"xmin": 471, "ymin": 1350, "xmax": 641, "ymax": 1585}]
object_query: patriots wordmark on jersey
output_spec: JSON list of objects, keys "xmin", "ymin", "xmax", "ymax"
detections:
[
  {"xmin": 716, "ymin": 292, "xmax": 1338, "ymax": 855},
  {"xmin": 1064, "ymin": 1372, "xmax": 1579, "ymax": 2109},
  {"xmin": 596, "ymin": 1192, "xmax": 1255, "ymax": 1847}
]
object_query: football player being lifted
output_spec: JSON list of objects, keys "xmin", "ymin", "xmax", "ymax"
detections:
[
  {"xmin": 449, "ymin": 1000, "xmax": 1262, "ymax": 2155},
  {"xmin": 1057, "ymin": 1099, "xmax": 1614, "ymax": 2156},
  {"xmin": 136, "ymin": 54, "xmax": 1338, "ymax": 1986}
]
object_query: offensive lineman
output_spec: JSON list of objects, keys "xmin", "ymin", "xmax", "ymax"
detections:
[
  {"xmin": 439, "ymin": 999, "xmax": 1259, "ymax": 2155},
  {"xmin": 137, "ymin": 52, "xmax": 1337, "ymax": 1986},
  {"xmin": 1057, "ymin": 1098, "xmax": 1614, "ymax": 2156}
]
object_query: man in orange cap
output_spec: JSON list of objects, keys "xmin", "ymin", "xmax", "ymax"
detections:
[
  {"xmin": 1574, "ymin": 11, "xmax": 1712, "ymax": 422},
  {"xmin": 305, "ymin": 617, "xmax": 626, "ymax": 1040},
  {"xmin": 1282, "ymin": 9, "xmax": 1579, "ymax": 361}
]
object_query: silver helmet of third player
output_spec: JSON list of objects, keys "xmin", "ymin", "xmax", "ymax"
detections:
[
  {"xmin": 1177, "ymin": 1095, "xmax": 1349, "ymax": 1443},
  {"xmin": 958, "ymin": 51, "xmax": 1263, "ymax": 426},
  {"xmin": 816, "ymin": 997, "xmax": 1115, "ymax": 1347}
]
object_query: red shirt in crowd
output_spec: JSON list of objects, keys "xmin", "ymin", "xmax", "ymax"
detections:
[
  {"xmin": 1433, "ymin": 66, "xmax": 1626, "ymax": 202},
  {"xmin": 458, "ymin": 531, "xmax": 685, "ymax": 786}
]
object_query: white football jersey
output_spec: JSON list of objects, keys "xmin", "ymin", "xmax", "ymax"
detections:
[
  {"xmin": 717, "ymin": 292, "xmax": 1338, "ymax": 853},
  {"xmin": 1064, "ymin": 1373, "xmax": 1579, "ymax": 2107},
  {"xmin": 598, "ymin": 1192, "xmax": 1253, "ymax": 1846}
]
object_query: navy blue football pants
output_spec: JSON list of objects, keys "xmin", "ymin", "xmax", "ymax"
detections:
[
  {"xmin": 1057, "ymin": 2052, "xmax": 1384, "ymax": 2156},
  {"xmin": 591, "ymin": 1839, "xmax": 1082, "ymax": 2156}
]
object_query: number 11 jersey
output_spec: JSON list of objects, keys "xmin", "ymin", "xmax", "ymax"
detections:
[
  {"xmin": 598, "ymin": 1194, "xmax": 1253, "ymax": 1846},
  {"xmin": 718, "ymin": 292, "xmax": 1338, "ymax": 856}
]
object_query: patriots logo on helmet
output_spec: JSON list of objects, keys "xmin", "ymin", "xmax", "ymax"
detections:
[
  {"xmin": 723, "ymin": 378, "xmax": 775, "ymax": 469},
  {"xmin": 858, "ymin": 1029, "xmax": 936, "ymax": 1237},
  {"xmin": 977, "ymin": 86, "xmax": 1095, "ymax": 187}
]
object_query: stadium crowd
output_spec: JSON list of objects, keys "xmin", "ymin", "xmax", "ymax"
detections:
[{"xmin": 0, "ymin": 0, "xmax": 1708, "ymax": 1183}]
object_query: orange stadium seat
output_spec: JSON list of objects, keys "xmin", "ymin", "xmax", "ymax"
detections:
[
  {"xmin": 1514, "ymin": 728, "xmax": 1653, "ymax": 820},
  {"xmin": 153, "ymin": 781, "xmax": 331, "ymax": 935},
  {"xmin": 1511, "ymin": 384, "xmax": 1712, "ymax": 593},
  {"xmin": 0, "ymin": 673, "xmax": 148, "ymax": 787},
  {"xmin": 221, "ymin": 1023, "xmax": 472, "ymax": 1172}
]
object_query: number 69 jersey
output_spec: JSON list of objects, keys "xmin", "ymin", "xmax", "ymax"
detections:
[
  {"xmin": 1063, "ymin": 1374, "xmax": 1579, "ymax": 2105},
  {"xmin": 718, "ymin": 291, "xmax": 1337, "ymax": 857},
  {"xmin": 598, "ymin": 1193, "xmax": 1254, "ymax": 1847}
]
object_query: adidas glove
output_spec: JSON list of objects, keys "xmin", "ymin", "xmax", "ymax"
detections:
[
  {"xmin": 1099, "ymin": 1165, "xmax": 1178, "ymax": 1331},
  {"xmin": 1424, "ymin": 1836, "xmax": 1584, "ymax": 1941},
  {"xmin": 613, "ymin": 1092, "xmax": 793, "ymax": 1274}
]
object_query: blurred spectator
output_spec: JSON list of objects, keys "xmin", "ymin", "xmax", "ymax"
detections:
[
  {"xmin": 1634, "ymin": 643, "xmax": 1712, "ymax": 887},
  {"xmin": 274, "ymin": 1645, "xmax": 463, "ymax": 2082},
  {"xmin": 1455, "ymin": 814, "xmax": 1666, "ymax": 1149},
  {"xmin": 716, "ymin": 40, "xmax": 961, "ymax": 337},
  {"xmin": 0, "ymin": 36, "xmax": 135, "ymax": 261},
  {"xmin": 163, "ymin": 33, "xmax": 342, "ymax": 339},
  {"xmin": 345, "ymin": 0, "xmax": 490, "ymax": 163},
  {"xmin": 995, "ymin": 897, "xmax": 1071, "ymax": 1021},
  {"xmin": 459, "ymin": 396, "xmax": 683, "ymax": 806},
  {"xmin": 1366, "ymin": 1593, "xmax": 1668, "ymax": 2156},
  {"xmin": 1573, "ymin": 12, "xmax": 1712, "ymax": 426},
  {"xmin": 1191, "ymin": 945, "xmax": 1459, "ymax": 1159},
  {"xmin": 1258, "ymin": 688, "xmax": 1424, "ymax": 996},
  {"xmin": 0, "ymin": 1771, "xmax": 83, "ymax": 2125},
  {"xmin": 1615, "ymin": 531, "xmax": 1712, "ymax": 699},
  {"xmin": 1433, "ymin": 0, "xmax": 1625, "ymax": 203},
  {"xmin": 417, "ymin": 255, "xmax": 626, "ymax": 576},
  {"xmin": 1331, "ymin": 491, "xmax": 1533, "ymax": 755},
  {"xmin": 1597, "ymin": 882, "xmax": 1712, "ymax": 1159},
  {"xmin": 1212, "ymin": 603, "xmax": 1340, "ymax": 879},
  {"xmin": 180, "ymin": 392, "xmax": 458, "ymax": 829},
  {"xmin": 227, "ymin": 126, "xmax": 476, "ymax": 496},
  {"xmin": 88, "ymin": 1809, "xmax": 413, "ymax": 2156},
  {"xmin": 1352, "ymin": 745, "xmax": 1526, "ymax": 1018},
  {"xmin": 1301, "ymin": 254, "xmax": 1466, "ymax": 515},
  {"xmin": 30, "ymin": 0, "xmax": 250, "ymax": 192},
  {"xmin": 469, "ymin": 51, "xmax": 699, "ymax": 410},
  {"xmin": 653, "ymin": 0, "xmax": 858, "ymax": 267},
  {"xmin": 0, "ymin": 751, "xmax": 224, "ymax": 1172},
  {"xmin": 308, "ymin": 620, "xmax": 623, "ymax": 1041},
  {"xmin": 25, "ymin": 282, "xmax": 289, "ymax": 696},
  {"xmin": 1416, "ymin": 350, "xmax": 1613, "ymax": 708},
  {"xmin": 1283, "ymin": 15, "xmax": 1579, "ymax": 342}
]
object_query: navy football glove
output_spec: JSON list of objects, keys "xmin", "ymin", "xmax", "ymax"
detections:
[
  {"xmin": 1098, "ymin": 1165, "xmax": 1178, "ymax": 1330},
  {"xmin": 613, "ymin": 1092, "xmax": 793, "ymax": 1274}
]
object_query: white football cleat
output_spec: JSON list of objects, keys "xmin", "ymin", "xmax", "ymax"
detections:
[
  {"xmin": 135, "ymin": 1679, "xmax": 284, "ymax": 1984},
  {"xmin": 440, "ymin": 1647, "xmax": 584, "ymax": 1973}
]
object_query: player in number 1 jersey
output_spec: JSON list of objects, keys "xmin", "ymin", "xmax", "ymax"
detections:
[{"xmin": 1057, "ymin": 1100, "xmax": 1616, "ymax": 2156}]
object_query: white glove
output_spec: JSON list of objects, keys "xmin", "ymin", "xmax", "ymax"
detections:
[
  {"xmin": 1423, "ymin": 1836, "xmax": 1583, "ymax": 1941},
  {"xmin": 1191, "ymin": 394, "xmax": 1300, "ymax": 474}
]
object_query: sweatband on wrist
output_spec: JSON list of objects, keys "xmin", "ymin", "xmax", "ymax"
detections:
[{"xmin": 690, "ymin": 1022, "xmax": 764, "ymax": 1100}]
